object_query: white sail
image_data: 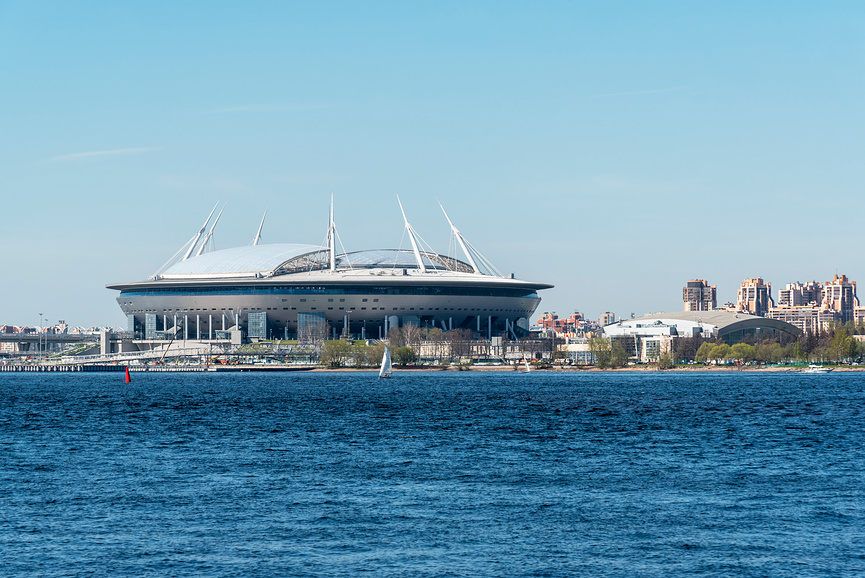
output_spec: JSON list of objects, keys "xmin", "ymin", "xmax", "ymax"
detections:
[
  {"xmin": 379, "ymin": 345, "xmax": 392, "ymax": 378},
  {"xmin": 524, "ymin": 359, "xmax": 531, "ymax": 372}
]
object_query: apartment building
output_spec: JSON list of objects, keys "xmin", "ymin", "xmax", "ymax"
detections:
[
  {"xmin": 683, "ymin": 279, "xmax": 717, "ymax": 311},
  {"xmin": 822, "ymin": 274, "xmax": 858, "ymax": 324},
  {"xmin": 737, "ymin": 278, "xmax": 774, "ymax": 317}
]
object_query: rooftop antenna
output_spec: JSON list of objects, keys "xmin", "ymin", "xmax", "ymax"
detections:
[
  {"xmin": 195, "ymin": 204, "xmax": 226, "ymax": 256},
  {"xmin": 251, "ymin": 206, "xmax": 267, "ymax": 246},
  {"xmin": 183, "ymin": 202, "xmax": 219, "ymax": 260},
  {"xmin": 397, "ymin": 196, "xmax": 426, "ymax": 273},
  {"xmin": 438, "ymin": 199, "xmax": 480, "ymax": 274}
]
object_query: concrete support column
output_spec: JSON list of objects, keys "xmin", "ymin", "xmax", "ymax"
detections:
[
  {"xmin": 184, "ymin": 314, "xmax": 188, "ymax": 341},
  {"xmin": 196, "ymin": 315, "xmax": 200, "ymax": 340},
  {"xmin": 477, "ymin": 316, "xmax": 481, "ymax": 331},
  {"xmin": 488, "ymin": 315, "xmax": 492, "ymax": 340},
  {"xmin": 449, "ymin": 317, "xmax": 453, "ymax": 331},
  {"xmin": 209, "ymin": 315, "xmax": 212, "ymax": 340}
]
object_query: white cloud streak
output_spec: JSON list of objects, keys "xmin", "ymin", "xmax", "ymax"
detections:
[
  {"xmin": 203, "ymin": 104, "xmax": 336, "ymax": 114},
  {"xmin": 49, "ymin": 147, "xmax": 158, "ymax": 162}
]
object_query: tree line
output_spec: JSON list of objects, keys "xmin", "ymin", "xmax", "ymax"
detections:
[{"xmin": 676, "ymin": 321, "xmax": 865, "ymax": 364}]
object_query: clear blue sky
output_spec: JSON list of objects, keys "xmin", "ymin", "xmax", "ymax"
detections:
[{"xmin": 1, "ymin": 1, "xmax": 863, "ymax": 328}]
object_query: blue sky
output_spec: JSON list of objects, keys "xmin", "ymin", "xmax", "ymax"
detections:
[{"xmin": 1, "ymin": 1, "xmax": 863, "ymax": 327}]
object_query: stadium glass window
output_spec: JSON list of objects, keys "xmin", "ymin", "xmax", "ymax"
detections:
[{"xmin": 362, "ymin": 299, "xmax": 368, "ymax": 302}]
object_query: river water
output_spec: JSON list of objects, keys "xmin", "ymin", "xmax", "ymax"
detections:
[{"xmin": 1, "ymin": 370, "xmax": 863, "ymax": 576}]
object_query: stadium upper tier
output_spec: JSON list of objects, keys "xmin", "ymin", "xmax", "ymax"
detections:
[{"xmin": 108, "ymin": 200, "xmax": 553, "ymax": 341}]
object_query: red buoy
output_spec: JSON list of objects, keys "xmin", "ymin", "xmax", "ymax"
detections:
[{"xmin": 125, "ymin": 367, "xmax": 131, "ymax": 383}]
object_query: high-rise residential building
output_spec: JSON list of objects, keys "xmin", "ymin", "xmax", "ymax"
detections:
[
  {"xmin": 822, "ymin": 274, "xmax": 859, "ymax": 324},
  {"xmin": 855, "ymin": 306, "xmax": 865, "ymax": 325},
  {"xmin": 777, "ymin": 281, "xmax": 823, "ymax": 307},
  {"xmin": 768, "ymin": 306, "xmax": 839, "ymax": 334},
  {"xmin": 737, "ymin": 278, "xmax": 774, "ymax": 317},
  {"xmin": 683, "ymin": 279, "xmax": 717, "ymax": 311},
  {"xmin": 599, "ymin": 312, "xmax": 616, "ymax": 326}
]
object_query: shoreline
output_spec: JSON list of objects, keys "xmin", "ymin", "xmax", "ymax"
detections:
[{"xmin": 307, "ymin": 363, "xmax": 863, "ymax": 373}]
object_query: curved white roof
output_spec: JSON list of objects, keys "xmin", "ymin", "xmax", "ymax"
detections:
[{"xmin": 161, "ymin": 244, "xmax": 319, "ymax": 278}]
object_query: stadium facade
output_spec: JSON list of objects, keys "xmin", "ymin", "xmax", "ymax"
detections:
[{"xmin": 108, "ymin": 200, "xmax": 553, "ymax": 342}]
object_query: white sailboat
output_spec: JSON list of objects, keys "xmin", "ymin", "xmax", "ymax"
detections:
[
  {"xmin": 379, "ymin": 345, "xmax": 392, "ymax": 378},
  {"xmin": 520, "ymin": 358, "xmax": 531, "ymax": 373}
]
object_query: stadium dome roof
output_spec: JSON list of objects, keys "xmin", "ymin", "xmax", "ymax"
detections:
[
  {"xmin": 157, "ymin": 245, "xmax": 479, "ymax": 279},
  {"xmin": 161, "ymin": 244, "xmax": 319, "ymax": 278}
]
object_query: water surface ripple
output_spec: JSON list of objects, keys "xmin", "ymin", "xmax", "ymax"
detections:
[{"xmin": 1, "ymin": 371, "xmax": 863, "ymax": 576}]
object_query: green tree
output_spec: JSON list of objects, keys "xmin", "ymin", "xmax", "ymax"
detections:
[
  {"xmin": 730, "ymin": 343, "xmax": 756, "ymax": 363},
  {"xmin": 828, "ymin": 327, "xmax": 854, "ymax": 363},
  {"xmin": 657, "ymin": 353, "xmax": 674, "ymax": 370},
  {"xmin": 589, "ymin": 336, "xmax": 613, "ymax": 368},
  {"xmin": 611, "ymin": 341, "xmax": 629, "ymax": 367},
  {"xmin": 709, "ymin": 343, "xmax": 731, "ymax": 362},
  {"xmin": 393, "ymin": 346, "xmax": 417, "ymax": 365},
  {"xmin": 349, "ymin": 341, "xmax": 369, "ymax": 367},
  {"xmin": 695, "ymin": 341, "xmax": 713, "ymax": 363},
  {"xmin": 365, "ymin": 342, "xmax": 386, "ymax": 366},
  {"xmin": 320, "ymin": 339, "xmax": 352, "ymax": 367}
]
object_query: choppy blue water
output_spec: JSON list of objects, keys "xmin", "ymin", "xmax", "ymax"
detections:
[{"xmin": 1, "ymin": 371, "xmax": 864, "ymax": 576}]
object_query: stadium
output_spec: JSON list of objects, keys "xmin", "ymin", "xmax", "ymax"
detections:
[{"xmin": 108, "ymin": 200, "xmax": 553, "ymax": 343}]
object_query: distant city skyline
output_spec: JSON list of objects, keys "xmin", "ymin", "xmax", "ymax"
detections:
[{"xmin": 2, "ymin": 2, "xmax": 863, "ymax": 327}]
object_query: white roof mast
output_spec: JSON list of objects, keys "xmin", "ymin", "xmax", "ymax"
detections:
[
  {"xmin": 183, "ymin": 202, "xmax": 219, "ymax": 261},
  {"xmin": 195, "ymin": 204, "xmax": 226, "ymax": 256},
  {"xmin": 251, "ymin": 206, "xmax": 268, "ymax": 246},
  {"xmin": 328, "ymin": 195, "xmax": 336, "ymax": 271},
  {"xmin": 397, "ymin": 196, "xmax": 426, "ymax": 273},
  {"xmin": 438, "ymin": 199, "xmax": 481, "ymax": 275}
]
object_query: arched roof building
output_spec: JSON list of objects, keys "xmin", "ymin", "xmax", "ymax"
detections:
[{"xmin": 605, "ymin": 311, "xmax": 800, "ymax": 343}]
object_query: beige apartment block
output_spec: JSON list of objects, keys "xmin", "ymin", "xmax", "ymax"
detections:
[
  {"xmin": 821, "ymin": 274, "xmax": 859, "ymax": 324},
  {"xmin": 768, "ymin": 306, "xmax": 839, "ymax": 334},
  {"xmin": 777, "ymin": 281, "xmax": 823, "ymax": 307},
  {"xmin": 599, "ymin": 312, "xmax": 616, "ymax": 326},
  {"xmin": 737, "ymin": 278, "xmax": 774, "ymax": 317},
  {"xmin": 683, "ymin": 279, "xmax": 717, "ymax": 311}
]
